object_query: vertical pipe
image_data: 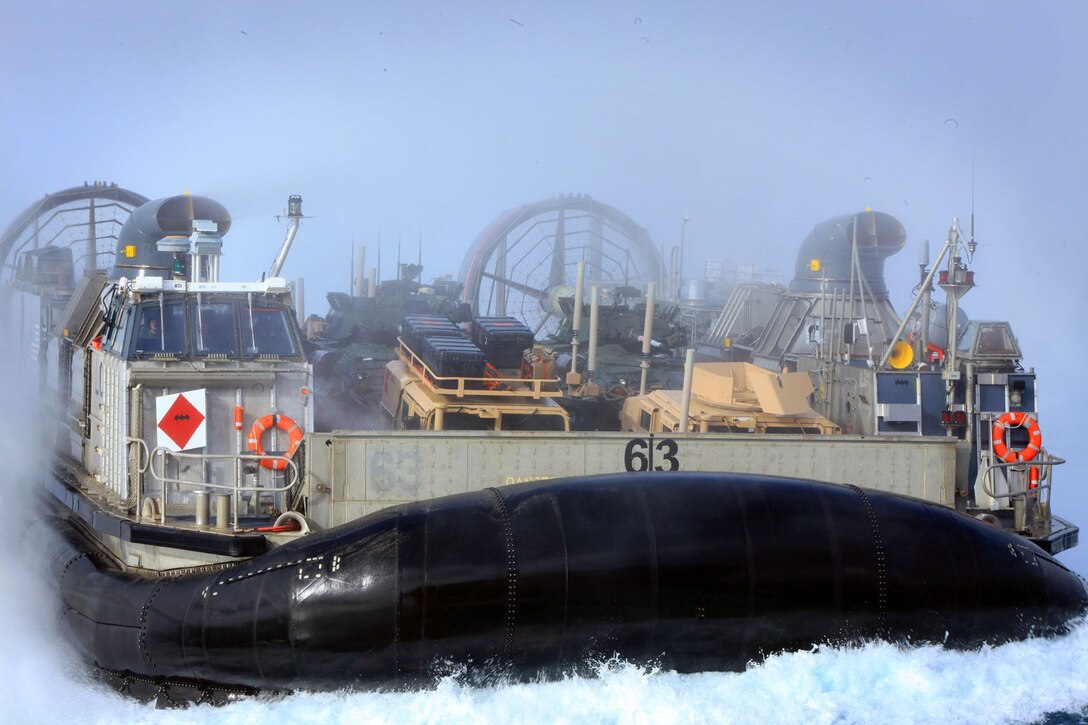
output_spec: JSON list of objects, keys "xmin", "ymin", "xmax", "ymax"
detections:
[
  {"xmin": 946, "ymin": 224, "xmax": 960, "ymax": 377},
  {"xmin": 677, "ymin": 217, "xmax": 689, "ymax": 302},
  {"xmin": 571, "ymin": 260, "xmax": 585, "ymax": 375},
  {"xmin": 268, "ymin": 385, "xmax": 278, "ymax": 517},
  {"xmin": 678, "ymin": 348, "xmax": 695, "ymax": 432},
  {"xmin": 965, "ymin": 361, "xmax": 976, "ymax": 451},
  {"xmin": 659, "ymin": 244, "xmax": 667, "ymax": 298},
  {"xmin": 846, "ymin": 216, "xmax": 857, "ymax": 356},
  {"xmin": 235, "ymin": 388, "xmax": 244, "ymax": 520},
  {"xmin": 296, "ymin": 278, "xmax": 306, "ymax": 325},
  {"xmin": 368, "ymin": 267, "xmax": 377, "ymax": 298},
  {"xmin": 919, "ymin": 239, "xmax": 930, "ymax": 362},
  {"xmin": 639, "ymin": 282, "xmax": 656, "ymax": 395},
  {"xmin": 132, "ymin": 384, "xmax": 144, "ymax": 520},
  {"xmin": 87, "ymin": 196, "xmax": 97, "ymax": 274},
  {"xmin": 354, "ymin": 245, "xmax": 366, "ymax": 298},
  {"xmin": 587, "ymin": 285, "xmax": 600, "ymax": 381}
]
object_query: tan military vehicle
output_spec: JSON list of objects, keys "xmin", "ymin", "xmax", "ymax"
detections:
[{"xmin": 620, "ymin": 361, "xmax": 840, "ymax": 435}]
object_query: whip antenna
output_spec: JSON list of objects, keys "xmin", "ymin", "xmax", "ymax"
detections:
[{"xmin": 969, "ymin": 151, "xmax": 977, "ymax": 257}]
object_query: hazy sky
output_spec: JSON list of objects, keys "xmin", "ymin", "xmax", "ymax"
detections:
[{"xmin": 4, "ymin": 1, "xmax": 1088, "ymax": 567}]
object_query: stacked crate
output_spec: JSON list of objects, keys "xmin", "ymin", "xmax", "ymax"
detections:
[
  {"xmin": 421, "ymin": 337, "xmax": 486, "ymax": 382},
  {"xmin": 401, "ymin": 315, "xmax": 486, "ymax": 383},
  {"xmin": 470, "ymin": 317, "xmax": 535, "ymax": 369},
  {"xmin": 400, "ymin": 315, "xmax": 463, "ymax": 353}
]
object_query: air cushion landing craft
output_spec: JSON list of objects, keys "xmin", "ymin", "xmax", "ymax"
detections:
[{"xmin": 1, "ymin": 187, "xmax": 1083, "ymax": 704}]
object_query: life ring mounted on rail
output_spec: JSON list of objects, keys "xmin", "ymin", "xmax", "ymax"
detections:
[
  {"xmin": 247, "ymin": 413, "xmax": 303, "ymax": 470},
  {"xmin": 991, "ymin": 411, "xmax": 1042, "ymax": 463}
]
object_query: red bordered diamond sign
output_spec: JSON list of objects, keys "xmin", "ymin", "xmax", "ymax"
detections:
[{"xmin": 156, "ymin": 389, "xmax": 207, "ymax": 451}]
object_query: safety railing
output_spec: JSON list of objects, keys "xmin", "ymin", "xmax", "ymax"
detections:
[
  {"xmin": 147, "ymin": 448, "xmax": 300, "ymax": 531},
  {"xmin": 978, "ymin": 451, "xmax": 1064, "ymax": 532},
  {"xmin": 979, "ymin": 452, "xmax": 1063, "ymax": 500}
]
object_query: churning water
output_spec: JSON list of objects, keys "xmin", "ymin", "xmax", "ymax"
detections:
[{"xmin": 4, "ymin": 555, "xmax": 1087, "ymax": 725}]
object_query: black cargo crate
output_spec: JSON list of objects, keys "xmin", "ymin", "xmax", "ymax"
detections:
[
  {"xmin": 401, "ymin": 315, "xmax": 463, "ymax": 353},
  {"xmin": 471, "ymin": 317, "xmax": 535, "ymax": 368},
  {"xmin": 422, "ymin": 336, "xmax": 486, "ymax": 381}
]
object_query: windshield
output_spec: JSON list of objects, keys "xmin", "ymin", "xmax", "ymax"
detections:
[
  {"xmin": 133, "ymin": 302, "xmax": 186, "ymax": 356},
  {"xmin": 242, "ymin": 306, "xmax": 300, "ymax": 357},
  {"xmin": 958, "ymin": 321, "xmax": 1021, "ymax": 359},
  {"xmin": 194, "ymin": 300, "xmax": 238, "ymax": 356}
]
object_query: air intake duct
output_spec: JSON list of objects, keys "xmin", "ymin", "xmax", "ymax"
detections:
[
  {"xmin": 789, "ymin": 210, "xmax": 906, "ymax": 298},
  {"xmin": 110, "ymin": 195, "xmax": 231, "ymax": 280}
]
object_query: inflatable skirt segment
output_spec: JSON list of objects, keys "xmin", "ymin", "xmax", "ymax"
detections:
[{"xmin": 36, "ymin": 472, "xmax": 1088, "ymax": 692}]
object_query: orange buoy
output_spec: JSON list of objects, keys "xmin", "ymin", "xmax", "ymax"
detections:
[
  {"xmin": 991, "ymin": 411, "xmax": 1042, "ymax": 463},
  {"xmin": 247, "ymin": 413, "xmax": 303, "ymax": 470}
]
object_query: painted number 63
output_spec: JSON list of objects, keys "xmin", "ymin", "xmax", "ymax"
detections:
[{"xmin": 624, "ymin": 435, "xmax": 680, "ymax": 472}]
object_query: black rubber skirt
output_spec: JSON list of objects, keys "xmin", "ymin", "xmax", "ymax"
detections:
[{"xmin": 34, "ymin": 472, "xmax": 1088, "ymax": 693}]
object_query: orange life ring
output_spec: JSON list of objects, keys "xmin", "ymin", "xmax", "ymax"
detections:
[
  {"xmin": 247, "ymin": 413, "xmax": 303, "ymax": 470},
  {"xmin": 991, "ymin": 411, "xmax": 1042, "ymax": 463}
]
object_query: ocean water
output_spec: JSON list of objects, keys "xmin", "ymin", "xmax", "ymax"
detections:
[{"xmin": 10, "ymin": 621, "xmax": 1088, "ymax": 725}]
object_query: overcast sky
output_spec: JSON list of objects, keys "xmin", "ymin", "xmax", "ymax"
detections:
[{"xmin": 4, "ymin": 1, "xmax": 1087, "ymax": 568}]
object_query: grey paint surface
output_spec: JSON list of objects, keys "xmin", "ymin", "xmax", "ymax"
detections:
[{"xmin": 303, "ymin": 431, "xmax": 956, "ymax": 527}]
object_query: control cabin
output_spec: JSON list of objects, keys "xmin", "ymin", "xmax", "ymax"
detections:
[{"xmin": 52, "ymin": 274, "xmax": 312, "ymax": 557}]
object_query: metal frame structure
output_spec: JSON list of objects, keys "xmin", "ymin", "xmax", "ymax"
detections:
[
  {"xmin": 459, "ymin": 194, "xmax": 662, "ymax": 338},
  {"xmin": 0, "ymin": 182, "xmax": 148, "ymax": 282}
]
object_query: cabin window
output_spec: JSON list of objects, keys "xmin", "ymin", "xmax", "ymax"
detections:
[
  {"xmin": 242, "ymin": 306, "xmax": 299, "ymax": 357},
  {"xmin": 108, "ymin": 306, "xmax": 130, "ymax": 354},
  {"xmin": 956, "ymin": 321, "xmax": 1020, "ymax": 359},
  {"xmin": 194, "ymin": 300, "xmax": 238, "ymax": 356},
  {"xmin": 133, "ymin": 302, "xmax": 186, "ymax": 357}
]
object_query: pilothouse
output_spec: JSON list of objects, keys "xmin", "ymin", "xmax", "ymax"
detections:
[{"xmin": 51, "ymin": 193, "xmax": 312, "ymax": 543}]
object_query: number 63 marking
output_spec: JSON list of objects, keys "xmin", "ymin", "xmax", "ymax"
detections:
[{"xmin": 624, "ymin": 435, "xmax": 680, "ymax": 472}]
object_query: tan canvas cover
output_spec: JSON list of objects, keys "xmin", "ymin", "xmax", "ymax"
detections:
[{"xmin": 692, "ymin": 362, "xmax": 813, "ymax": 415}]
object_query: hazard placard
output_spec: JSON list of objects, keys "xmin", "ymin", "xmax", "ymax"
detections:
[{"xmin": 156, "ymin": 389, "xmax": 207, "ymax": 451}]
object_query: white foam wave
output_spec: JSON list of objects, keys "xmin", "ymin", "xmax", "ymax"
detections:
[{"xmin": 6, "ymin": 618, "xmax": 1088, "ymax": 725}]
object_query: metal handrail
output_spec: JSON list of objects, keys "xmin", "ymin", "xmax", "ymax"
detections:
[
  {"xmin": 148, "ymin": 448, "xmax": 300, "ymax": 529},
  {"xmin": 979, "ymin": 452, "xmax": 1064, "ymax": 501},
  {"xmin": 126, "ymin": 436, "xmax": 152, "ymax": 474}
]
